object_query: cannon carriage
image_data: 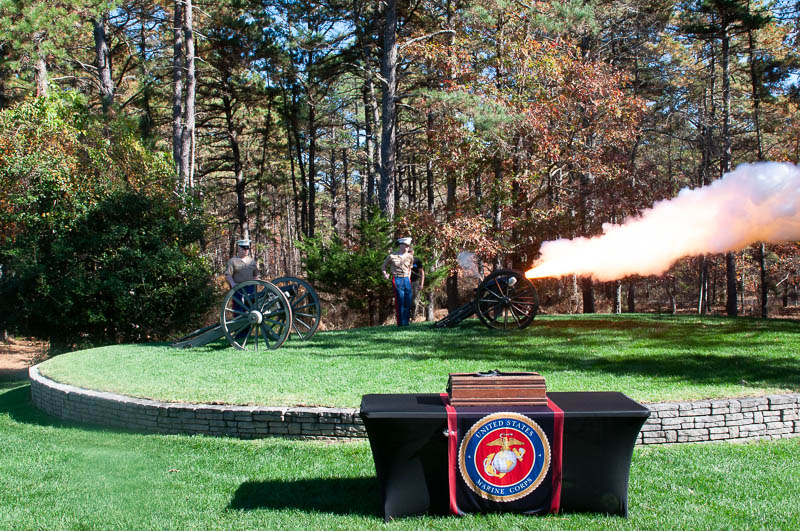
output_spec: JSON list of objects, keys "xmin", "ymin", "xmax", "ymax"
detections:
[
  {"xmin": 434, "ymin": 269, "xmax": 539, "ymax": 330},
  {"xmin": 172, "ymin": 276, "xmax": 321, "ymax": 351}
]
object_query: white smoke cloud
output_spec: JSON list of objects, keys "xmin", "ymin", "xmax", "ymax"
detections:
[{"xmin": 526, "ymin": 162, "xmax": 800, "ymax": 281}]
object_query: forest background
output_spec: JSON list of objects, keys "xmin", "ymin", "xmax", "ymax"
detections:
[{"xmin": 1, "ymin": 0, "xmax": 800, "ymax": 347}]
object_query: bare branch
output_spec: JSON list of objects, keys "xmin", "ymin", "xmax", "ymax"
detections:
[{"xmin": 398, "ymin": 29, "xmax": 456, "ymax": 53}]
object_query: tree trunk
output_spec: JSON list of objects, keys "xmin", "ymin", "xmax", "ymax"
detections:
[
  {"xmin": 254, "ymin": 99, "xmax": 274, "ymax": 254},
  {"xmin": 747, "ymin": 29, "xmax": 764, "ymax": 162},
  {"xmin": 409, "ymin": 157, "xmax": 417, "ymax": 206},
  {"xmin": 426, "ymin": 256, "xmax": 435, "ymax": 322},
  {"xmin": 725, "ymin": 252, "xmax": 738, "ymax": 316},
  {"xmin": 286, "ymin": 122, "xmax": 300, "ymax": 236},
  {"xmin": 180, "ymin": 0, "xmax": 196, "ymax": 192},
  {"xmin": 137, "ymin": 16, "xmax": 153, "ymax": 139},
  {"xmin": 747, "ymin": 27, "xmax": 768, "ymax": 318},
  {"xmin": 308, "ymin": 103, "xmax": 317, "ymax": 238},
  {"xmin": 34, "ymin": 35, "xmax": 48, "ymax": 97},
  {"xmin": 581, "ymin": 278, "xmax": 595, "ymax": 314},
  {"xmin": 626, "ymin": 282, "xmax": 635, "ymax": 313},
  {"xmin": 446, "ymin": 271, "xmax": 459, "ymax": 312},
  {"xmin": 288, "ymin": 89, "xmax": 308, "ymax": 237},
  {"xmin": 426, "ymin": 112, "xmax": 435, "ymax": 212},
  {"xmin": 284, "ymin": 196, "xmax": 294, "ymax": 274},
  {"xmin": 343, "ymin": 148, "xmax": 351, "ymax": 239},
  {"xmin": 0, "ymin": 61, "xmax": 7, "ymax": 110},
  {"xmin": 330, "ymin": 143, "xmax": 338, "ymax": 234},
  {"xmin": 569, "ymin": 275, "xmax": 579, "ymax": 314},
  {"xmin": 357, "ymin": 124, "xmax": 366, "ymax": 224},
  {"xmin": 378, "ymin": 0, "xmax": 397, "ymax": 219},
  {"xmin": 665, "ymin": 278, "xmax": 676, "ymax": 314},
  {"xmin": 720, "ymin": 25, "xmax": 737, "ymax": 317},
  {"xmin": 698, "ymin": 255, "xmax": 710, "ymax": 314},
  {"xmin": 759, "ymin": 243, "xmax": 768, "ymax": 318},
  {"xmin": 92, "ymin": 14, "xmax": 114, "ymax": 115},
  {"xmin": 362, "ymin": 84, "xmax": 376, "ymax": 209},
  {"xmin": 492, "ymin": 159, "xmax": 503, "ymax": 270},
  {"xmin": 394, "ymin": 130, "xmax": 402, "ymax": 210},
  {"xmin": 223, "ymin": 93, "xmax": 248, "ymax": 239},
  {"xmin": 172, "ymin": 0, "xmax": 183, "ymax": 176},
  {"xmin": 613, "ymin": 280, "xmax": 622, "ymax": 314},
  {"xmin": 35, "ymin": 57, "xmax": 48, "ymax": 97},
  {"xmin": 293, "ymin": 127, "xmax": 308, "ymax": 237}
]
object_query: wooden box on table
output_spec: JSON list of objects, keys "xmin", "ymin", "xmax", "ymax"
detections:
[{"xmin": 446, "ymin": 370, "xmax": 547, "ymax": 407}]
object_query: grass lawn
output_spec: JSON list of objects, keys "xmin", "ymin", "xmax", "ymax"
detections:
[
  {"xmin": 1, "ymin": 381, "xmax": 799, "ymax": 529},
  {"xmin": 37, "ymin": 314, "xmax": 800, "ymax": 408}
]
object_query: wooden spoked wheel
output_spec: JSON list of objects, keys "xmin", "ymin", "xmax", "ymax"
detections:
[
  {"xmin": 271, "ymin": 276, "xmax": 322, "ymax": 340},
  {"xmin": 219, "ymin": 280, "xmax": 293, "ymax": 351},
  {"xmin": 475, "ymin": 269, "xmax": 539, "ymax": 330}
]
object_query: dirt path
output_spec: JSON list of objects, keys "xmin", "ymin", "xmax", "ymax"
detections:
[{"xmin": 0, "ymin": 337, "xmax": 49, "ymax": 381}]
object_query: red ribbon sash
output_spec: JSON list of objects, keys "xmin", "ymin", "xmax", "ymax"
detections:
[{"xmin": 441, "ymin": 393, "xmax": 563, "ymax": 516}]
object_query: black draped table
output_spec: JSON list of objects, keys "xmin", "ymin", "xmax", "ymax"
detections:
[{"xmin": 360, "ymin": 392, "xmax": 650, "ymax": 521}]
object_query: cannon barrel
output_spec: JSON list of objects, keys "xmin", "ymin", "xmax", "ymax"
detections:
[{"xmin": 434, "ymin": 269, "xmax": 538, "ymax": 330}]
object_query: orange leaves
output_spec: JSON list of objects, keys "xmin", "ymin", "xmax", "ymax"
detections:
[{"xmin": 398, "ymin": 208, "xmax": 501, "ymax": 268}]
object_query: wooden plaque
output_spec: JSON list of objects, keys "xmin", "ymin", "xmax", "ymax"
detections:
[{"xmin": 447, "ymin": 370, "xmax": 547, "ymax": 406}]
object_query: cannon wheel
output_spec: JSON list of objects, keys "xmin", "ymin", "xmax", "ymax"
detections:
[
  {"xmin": 219, "ymin": 280, "xmax": 293, "ymax": 351},
  {"xmin": 271, "ymin": 276, "xmax": 322, "ymax": 340},
  {"xmin": 475, "ymin": 269, "xmax": 539, "ymax": 330}
]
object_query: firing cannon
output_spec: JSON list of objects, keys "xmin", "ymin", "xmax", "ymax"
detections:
[
  {"xmin": 172, "ymin": 276, "xmax": 321, "ymax": 351},
  {"xmin": 434, "ymin": 269, "xmax": 539, "ymax": 330}
]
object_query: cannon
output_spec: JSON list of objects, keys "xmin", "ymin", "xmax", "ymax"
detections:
[
  {"xmin": 172, "ymin": 276, "xmax": 321, "ymax": 351},
  {"xmin": 434, "ymin": 269, "xmax": 539, "ymax": 330}
]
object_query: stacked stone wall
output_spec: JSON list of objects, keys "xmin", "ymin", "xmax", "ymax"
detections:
[
  {"xmin": 639, "ymin": 395, "xmax": 799, "ymax": 444},
  {"xmin": 30, "ymin": 367, "xmax": 799, "ymax": 444},
  {"xmin": 29, "ymin": 367, "xmax": 364, "ymax": 439}
]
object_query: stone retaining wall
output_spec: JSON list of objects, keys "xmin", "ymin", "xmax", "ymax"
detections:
[
  {"xmin": 30, "ymin": 366, "xmax": 800, "ymax": 444},
  {"xmin": 638, "ymin": 395, "xmax": 799, "ymax": 444},
  {"xmin": 29, "ymin": 367, "xmax": 364, "ymax": 439}
]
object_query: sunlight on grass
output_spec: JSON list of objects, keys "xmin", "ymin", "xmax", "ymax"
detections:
[
  {"xmin": 1, "ymin": 382, "xmax": 798, "ymax": 529},
  {"xmin": 37, "ymin": 314, "xmax": 800, "ymax": 407}
]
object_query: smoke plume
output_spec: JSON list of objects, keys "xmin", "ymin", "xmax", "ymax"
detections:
[{"xmin": 526, "ymin": 162, "xmax": 800, "ymax": 281}]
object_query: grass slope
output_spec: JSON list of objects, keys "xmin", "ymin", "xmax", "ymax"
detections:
[
  {"xmin": 37, "ymin": 314, "xmax": 800, "ymax": 408},
  {"xmin": 1, "ymin": 381, "xmax": 799, "ymax": 529}
]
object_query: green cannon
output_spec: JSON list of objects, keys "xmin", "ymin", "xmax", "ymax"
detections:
[{"xmin": 172, "ymin": 276, "xmax": 321, "ymax": 351}]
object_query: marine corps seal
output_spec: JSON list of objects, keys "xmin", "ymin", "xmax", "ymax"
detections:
[{"xmin": 458, "ymin": 412, "xmax": 551, "ymax": 502}]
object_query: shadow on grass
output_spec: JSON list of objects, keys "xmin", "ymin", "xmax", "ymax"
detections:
[
  {"xmin": 0, "ymin": 383, "xmax": 69, "ymax": 428},
  {"xmin": 40, "ymin": 315, "xmax": 800, "ymax": 401},
  {"xmin": 297, "ymin": 317, "xmax": 800, "ymax": 391},
  {"xmin": 0, "ymin": 383, "xmax": 154, "ymax": 435},
  {"xmin": 0, "ymin": 367, "xmax": 29, "ymax": 381},
  {"xmin": 229, "ymin": 478, "xmax": 381, "ymax": 517}
]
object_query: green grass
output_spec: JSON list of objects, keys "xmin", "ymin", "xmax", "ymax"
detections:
[
  {"xmin": 37, "ymin": 314, "xmax": 800, "ymax": 408},
  {"xmin": 1, "ymin": 381, "xmax": 798, "ymax": 529}
]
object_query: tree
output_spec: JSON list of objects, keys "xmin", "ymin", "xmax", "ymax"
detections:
[
  {"xmin": 1, "ymin": 191, "xmax": 215, "ymax": 346},
  {"xmin": 680, "ymin": 0, "xmax": 772, "ymax": 316},
  {"xmin": 0, "ymin": 1, "xmax": 81, "ymax": 97},
  {"xmin": 91, "ymin": 11, "xmax": 114, "ymax": 114},
  {"xmin": 0, "ymin": 93, "xmax": 213, "ymax": 345},
  {"xmin": 379, "ymin": 0, "xmax": 398, "ymax": 219},
  {"xmin": 420, "ymin": 4, "xmax": 643, "ymax": 268},
  {"xmin": 180, "ymin": 0, "xmax": 196, "ymax": 191},
  {"xmin": 297, "ymin": 212, "xmax": 395, "ymax": 325},
  {"xmin": 172, "ymin": 0, "xmax": 184, "ymax": 175}
]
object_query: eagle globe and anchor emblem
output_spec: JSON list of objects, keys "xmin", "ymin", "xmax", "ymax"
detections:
[
  {"xmin": 458, "ymin": 412, "xmax": 551, "ymax": 502},
  {"xmin": 483, "ymin": 434, "xmax": 527, "ymax": 478}
]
